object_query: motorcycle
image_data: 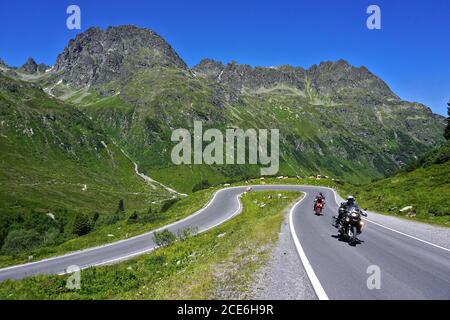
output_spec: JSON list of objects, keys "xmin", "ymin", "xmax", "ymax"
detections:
[
  {"xmin": 313, "ymin": 199, "xmax": 324, "ymax": 215},
  {"xmin": 334, "ymin": 205, "xmax": 367, "ymax": 245}
]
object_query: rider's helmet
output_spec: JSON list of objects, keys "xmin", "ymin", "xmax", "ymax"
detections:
[
  {"xmin": 319, "ymin": 192, "xmax": 324, "ymax": 197},
  {"xmin": 347, "ymin": 195, "xmax": 355, "ymax": 205}
]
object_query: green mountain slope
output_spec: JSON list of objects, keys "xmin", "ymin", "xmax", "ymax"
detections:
[
  {"xmin": 0, "ymin": 73, "xmax": 171, "ymax": 252},
  {"xmin": 346, "ymin": 141, "xmax": 450, "ymax": 225},
  {"xmin": 4, "ymin": 26, "xmax": 446, "ymax": 194}
]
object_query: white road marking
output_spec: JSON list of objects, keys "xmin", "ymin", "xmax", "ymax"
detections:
[
  {"xmin": 325, "ymin": 187, "xmax": 450, "ymax": 252},
  {"xmin": 289, "ymin": 192, "xmax": 329, "ymax": 300},
  {"xmin": 0, "ymin": 187, "xmax": 232, "ymax": 273},
  {"xmin": 1, "ymin": 184, "xmax": 447, "ymax": 283},
  {"xmin": 364, "ymin": 218, "xmax": 450, "ymax": 252},
  {"xmin": 88, "ymin": 191, "xmax": 244, "ymax": 270}
]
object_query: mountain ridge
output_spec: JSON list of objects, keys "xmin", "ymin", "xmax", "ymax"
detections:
[
  {"xmin": 52, "ymin": 25, "xmax": 188, "ymax": 87},
  {"xmin": 192, "ymin": 58, "xmax": 398, "ymax": 102},
  {"xmin": 0, "ymin": 25, "xmax": 446, "ymax": 193}
]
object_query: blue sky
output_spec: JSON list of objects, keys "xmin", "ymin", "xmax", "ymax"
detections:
[{"xmin": 0, "ymin": 0, "xmax": 448, "ymax": 115}]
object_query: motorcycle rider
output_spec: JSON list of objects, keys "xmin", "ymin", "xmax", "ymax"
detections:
[
  {"xmin": 314, "ymin": 192, "xmax": 325, "ymax": 203},
  {"xmin": 334, "ymin": 195, "xmax": 356, "ymax": 227},
  {"xmin": 314, "ymin": 192, "xmax": 325, "ymax": 210}
]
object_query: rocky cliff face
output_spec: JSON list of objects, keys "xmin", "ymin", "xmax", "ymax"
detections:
[
  {"xmin": 306, "ymin": 60, "xmax": 399, "ymax": 103},
  {"xmin": 193, "ymin": 58, "xmax": 397, "ymax": 103},
  {"xmin": 49, "ymin": 25, "xmax": 401, "ymax": 104},
  {"xmin": 193, "ymin": 59, "xmax": 307, "ymax": 92},
  {"xmin": 20, "ymin": 58, "xmax": 49, "ymax": 74},
  {"xmin": 192, "ymin": 59, "xmax": 225, "ymax": 79},
  {"xmin": 20, "ymin": 58, "xmax": 38, "ymax": 73},
  {"xmin": 53, "ymin": 25, "xmax": 188, "ymax": 86}
]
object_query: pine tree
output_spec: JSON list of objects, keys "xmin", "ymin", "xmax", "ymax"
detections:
[
  {"xmin": 445, "ymin": 104, "xmax": 450, "ymax": 140},
  {"xmin": 72, "ymin": 213, "xmax": 91, "ymax": 236},
  {"xmin": 117, "ymin": 199, "xmax": 125, "ymax": 213}
]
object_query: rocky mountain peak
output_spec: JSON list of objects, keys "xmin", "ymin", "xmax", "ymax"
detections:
[
  {"xmin": 54, "ymin": 25, "xmax": 188, "ymax": 86},
  {"xmin": 20, "ymin": 58, "xmax": 38, "ymax": 73},
  {"xmin": 306, "ymin": 59, "xmax": 398, "ymax": 100},
  {"xmin": 192, "ymin": 59, "xmax": 225, "ymax": 79},
  {"xmin": 19, "ymin": 58, "xmax": 49, "ymax": 74}
]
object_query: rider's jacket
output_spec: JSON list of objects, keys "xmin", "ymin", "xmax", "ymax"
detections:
[
  {"xmin": 315, "ymin": 195, "xmax": 325, "ymax": 203},
  {"xmin": 339, "ymin": 202, "xmax": 360, "ymax": 215}
]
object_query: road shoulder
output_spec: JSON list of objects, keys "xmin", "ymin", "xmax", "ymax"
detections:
[{"xmin": 249, "ymin": 210, "xmax": 316, "ymax": 300}]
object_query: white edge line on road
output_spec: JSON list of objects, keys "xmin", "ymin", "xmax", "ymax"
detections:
[
  {"xmin": 59, "ymin": 191, "xmax": 245, "ymax": 274},
  {"xmin": 0, "ymin": 186, "xmax": 246, "ymax": 273},
  {"xmin": 95, "ymin": 185, "xmax": 445, "ymax": 298},
  {"xmin": 363, "ymin": 218, "xmax": 450, "ymax": 252},
  {"xmin": 76, "ymin": 247, "xmax": 157, "ymax": 271},
  {"xmin": 289, "ymin": 192, "xmax": 329, "ymax": 300},
  {"xmin": 3, "ymin": 184, "xmax": 448, "ymax": 276},
  {"xmin": 326, "ymin": 187, "xmax": 450, "ymax": 252}
]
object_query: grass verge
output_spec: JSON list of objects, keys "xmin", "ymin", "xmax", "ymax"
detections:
[
  {"xmin": 0, "ymin": 187, "xmax": 218, "ymax": 268},
  {"xmin": 0, "ymin": 191, "xmax": 301, "ymax": 299}
]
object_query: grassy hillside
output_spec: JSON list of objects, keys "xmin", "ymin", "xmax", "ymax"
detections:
[
  {"xmin": 48, "ymin": 66, "xmax": 445, "ymax": 193},
  {"xmin": 0, "ymin": 73, "xmax": 171, "ymax": 257},
  {"xmin": 344, "ymin": 141, "xmax": 450, "ymax": 226}
]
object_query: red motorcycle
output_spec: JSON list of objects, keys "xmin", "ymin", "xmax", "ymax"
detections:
[{"xmin": 314, "ymin": 199, "xmax": 324, "ymax": 215}]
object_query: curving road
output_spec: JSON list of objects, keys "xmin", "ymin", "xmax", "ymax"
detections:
[{"xmin": 0, "ymin": 185, "xmax": 449, "ymax": 299}]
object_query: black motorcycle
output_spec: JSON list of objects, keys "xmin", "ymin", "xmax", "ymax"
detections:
[{"xmin": 334, "ymin": 205, "xmax": 367, "ymax": 245}]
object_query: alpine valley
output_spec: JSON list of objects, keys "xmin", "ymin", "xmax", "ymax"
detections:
[{"xmin": 0, "ymin": 25, "xmax": 446, "ymax": 259}]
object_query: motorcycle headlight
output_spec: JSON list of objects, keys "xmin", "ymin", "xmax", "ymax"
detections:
[
  {"xmin": 359, "ymin": 221, "xmax": 364, "ymax": 226},
  {"xmin": 351, "ymin": 212, "xmax": 358, "ymax": 217},
  {"xmin": 345, "ymin": 217, "xmax": 350, "ymax": 222}
]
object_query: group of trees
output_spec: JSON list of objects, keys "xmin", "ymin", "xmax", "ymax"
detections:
[
  {"xmin": 445, "ymin": 104, "xmax": 450, "ymax": 141},
  {"xmin": 0, "ymin": 197, "xmax": 180, "ymax": 256},
  {"xmin": 71, "ymin": 199, "xmax": 126, "ymax": 236},
  {"xmin": 0, "ymin": 210, "xmax": 67, "ymax": 255}
]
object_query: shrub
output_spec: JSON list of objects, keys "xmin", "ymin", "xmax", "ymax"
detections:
[
  {"xmin": 117, "ymin": 199, "xmax": 125, "ymax": 213},
  {"xmin": 137, "ymin": 209, "xmax": 163, "ymax": 224},
  {"xmin": 92, "ymin": 212, "xmax": 100, "ymax": 224},
  {"xmin": 192, "ymin": 180, "xmax": 211, "ymax": 192},
  {"xmin": 72, "ymin": 213, "xmax": 92, "ymax": 236},
  {"xmin": 2, "ymin": 229, "xmax": 42, "ymax": 255},
  {"xmin": 95, "ymin": 211, "xmax": 125, "ymax": 228},
  {"xmin": 127, "ymin": 211, "xmax": 139, "ymax": 224},
  {"xmin": 153, "ymin": 229, "xmax": 176, "ymax": 247},
  {"xmin": 177, "ymin": 227, "xmax": 198, "ymax": 240},
  {"xmin": 23, "ymin": 210, "xmax": 56, "ymax": 234},
  {"xmin": 160, "ymin": 198, "xmax": 179, "ymax": 213}
]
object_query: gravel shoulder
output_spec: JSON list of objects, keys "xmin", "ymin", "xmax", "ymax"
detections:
[
  {"xmin": 365, "ymin": 210, "xmax": 450, "ymax": 250},
  {"xmin": 249, "ymin": 211, "xmax": 316, "ymax": 300}
]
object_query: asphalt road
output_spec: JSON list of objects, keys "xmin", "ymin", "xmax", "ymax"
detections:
[{"xmin": 0, "ymin": 185, "xmax": 449, "ymax": 299}]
